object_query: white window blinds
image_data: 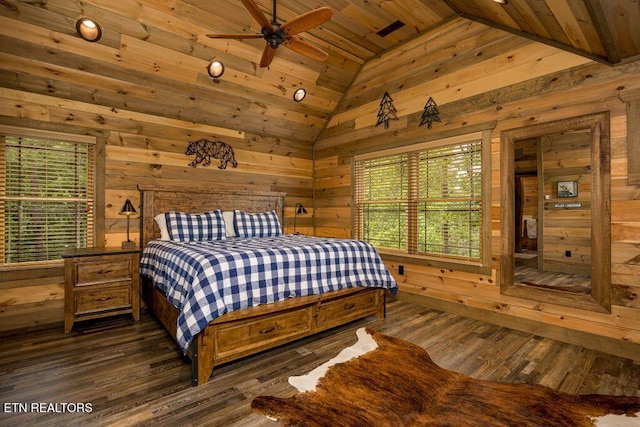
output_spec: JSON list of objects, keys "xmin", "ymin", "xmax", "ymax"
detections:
[
  {"xmin": 1, "ymin": 131, "xmax": 95, "ymax": 265},
  {"xmin": 354, "ymin": 135, "xmax": 483, "ymax": 262}
]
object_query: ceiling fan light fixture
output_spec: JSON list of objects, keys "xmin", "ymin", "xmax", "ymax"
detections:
[
  {"xmin": 207, "ymin": 60, "xmax": 225, "ymax": 78},
  {"xmin": 293, "ymin": 88, "xmax": 306, "ymax": 102},
  {"xmin": 76, "ymin": 18, "xmax": 102, "ymax": 42}
]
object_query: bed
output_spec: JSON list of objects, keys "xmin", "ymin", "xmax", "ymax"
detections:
[{"xmin": 138, "ymin": 185, "xmax": 398, "ymax": 386}]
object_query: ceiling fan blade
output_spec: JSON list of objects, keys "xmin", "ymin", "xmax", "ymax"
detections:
[
  {"xmin": 281, "ymin": 7, "xmax": 333, "ymax": 36},
  {"xmin": 206, "ymin": 33, "xmax": 264, "ymax": 39},
  {"xmin": 241, "ymin": 0, "xmax": 274, "ymax": 31},
  {"xmin": 283, "ymin": 37, "xmax": 329, "ymax": 62},
  {"xmin": 260, "ymin": 44, "xmax": 278, "ymax": 67}
]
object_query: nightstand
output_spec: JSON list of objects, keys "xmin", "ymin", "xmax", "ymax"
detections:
[{"xmin": 62, "ymin": 247, "xmax": 141, "ymax": 333}]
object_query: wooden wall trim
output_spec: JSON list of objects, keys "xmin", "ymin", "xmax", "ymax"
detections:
[{"xmin": 619, "ymin": 89, "xmax": 640, "ymax": 186}]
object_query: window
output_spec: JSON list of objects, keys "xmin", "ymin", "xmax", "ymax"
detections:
[
  {"xmin": 354, "ymin": 131, "xmax": 490, "ymax": 266},
  {"xmin": 1, "ymin": 128, "xmax": 96, "ymax": 265}
]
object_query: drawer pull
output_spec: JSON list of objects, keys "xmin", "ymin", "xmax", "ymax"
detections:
[
  {"xmin": 98, "ymin": 270, "xmax": 113, "ymax": 275},
  {"xmin": 344, "ymin": 303, "xmax": 355, "ymax": 310},
  {"xmin": 259, "ymin": 326, "xmax": 275, "ymax": 334},
  {"xmin": 97, "ymin": 296, "xmax": 112, "ymax": 302}
]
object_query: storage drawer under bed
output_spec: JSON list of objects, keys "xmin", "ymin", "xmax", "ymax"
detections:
[
  {"xmin": 316, "ymin": 288, "xmax": 382, "ymax": 330},
  {"xmin": 213, "ymin": 306, "xmax": 314, "ymax": 360}
]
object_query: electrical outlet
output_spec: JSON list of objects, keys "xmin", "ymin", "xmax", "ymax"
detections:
[
  {"xmin": 398, "ymin": 265, "xmax": 404, "ymax": 275},
  {"xmin": 565, "ymin": 250, "xmax": 571, "ymax": 257}
]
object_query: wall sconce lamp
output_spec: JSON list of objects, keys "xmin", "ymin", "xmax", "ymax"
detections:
[
  {"xmin": 119, "ymin": 199, "xmax": 137, "ymax": 249},
  {"xmin": 293, "ymin": 203, "xmax": 308, "ymax": 235},
  {"xmin": 293, "ymin": 88, "xmax": 306, "ymax": 102},
  {"xmin": 76, "ymin": 18, "xmax": 102, "ymax": 42},
  {"xmin": 493, "ymin": 0, "xmax": 508, "ymax": 4},
  {"xmin": 207, "ymin": 60, "xmax": 225, "ymax": 79}
]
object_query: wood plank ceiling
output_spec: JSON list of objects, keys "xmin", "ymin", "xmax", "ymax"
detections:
[{"xmin": 1, "ymin": 0, "xmax": 638, "ymax": 147}]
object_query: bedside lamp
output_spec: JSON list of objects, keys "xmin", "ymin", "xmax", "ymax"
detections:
[
  {"xmin": 293, "ymin": 203, "xmax": 307, "ymax": 235},
  {"xmin": 119, "ymin": 199, "xmax": 137, "ymax": 249}
]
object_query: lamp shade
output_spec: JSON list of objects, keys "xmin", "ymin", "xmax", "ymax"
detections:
[
  {"xmin": 119, "ymin": 199, "xmax": 136, "ymax": 215},
  {"xmin": 295, "ymin": 203, "xmax": 308, "ymax": 215}
]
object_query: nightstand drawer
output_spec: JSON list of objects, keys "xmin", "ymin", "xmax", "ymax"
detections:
[
  {"xmin": 75, "ymin": 283, "xmax": 132, "ymax": 315},
  {"xmin": 75, "ymin": 256, "xmax": 134, "ymax": 286}
]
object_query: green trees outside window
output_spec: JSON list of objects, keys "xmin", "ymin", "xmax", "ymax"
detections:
[
  {"xmin": 354, "ymin": 136, "xmax": 483, "ymax": 262},
  {"xmin": 1, "ymin": 131, "xmax": 95, "ymax": 265}
]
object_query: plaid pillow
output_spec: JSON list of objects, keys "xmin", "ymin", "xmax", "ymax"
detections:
[
  {"xmin": 234, "ymin": 210, "xmax": 282, "ymax": 238},
  {"xmin": 164, "ymin": 210, "xmax": 227, "ymax": 241}
]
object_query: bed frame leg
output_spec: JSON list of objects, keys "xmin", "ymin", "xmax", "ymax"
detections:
[
  {"xmin": 191, "ymin": 349, "xmax": 199, "ymax": 387},
  {"xmin": 190, "ymin": 328, "xmax": 216, "ymax": 386},
  {"xmin": 375, "ymin": 289, "xmax": 386, "ymax": 320}
]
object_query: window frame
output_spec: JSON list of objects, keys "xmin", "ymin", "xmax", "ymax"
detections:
[
  {"xmin": 353, "ymin": 130, "xmax": 492, "ymax": 274},
  {"xmin": 0, "ymin": 125, "xmax": 104, "ymax": 269}
]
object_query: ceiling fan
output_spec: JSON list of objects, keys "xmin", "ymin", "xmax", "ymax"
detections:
[{"xmin": 207, "ymin": 0, "xmax": 333, "ymax": 68}]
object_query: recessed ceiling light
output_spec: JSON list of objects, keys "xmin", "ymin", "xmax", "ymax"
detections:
[
  {"xmin": 76, "ymin": 18, "xmax": 102, "ymax": 42},
  {"xmin": 293, "ymin": 88, "xmax": 306, "ymax": 102},
  {"xmin": 207, "ymin": 60, "xmax": 225, "ymax": 79}
]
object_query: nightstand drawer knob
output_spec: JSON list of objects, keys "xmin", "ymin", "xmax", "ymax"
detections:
[
  {"xmin": 344, "ymin": 303, "xmax": 355, "ymax": 309},
  {"xmin": 97, "ymin": 296, "xmax": 112, "ymax": 302}
]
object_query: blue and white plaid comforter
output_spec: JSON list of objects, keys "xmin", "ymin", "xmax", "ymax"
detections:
[{"xmin": 139, "ymin": 235, "xmax": 398, "ymax": 353}]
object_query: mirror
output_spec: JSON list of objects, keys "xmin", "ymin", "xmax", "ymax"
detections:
[{"xmin": 500, "ymin": 112, "xmax": 611, "ymax": 313}]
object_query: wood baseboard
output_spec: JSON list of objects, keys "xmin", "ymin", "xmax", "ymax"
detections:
[{"xmin": 398, "ymin": 292, "xmax": 640, "ymax": 362}]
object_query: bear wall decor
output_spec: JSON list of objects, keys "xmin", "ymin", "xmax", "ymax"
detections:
[{"xmin": 186, "ymin": 139, "xmax": 238, "ymax": 169}]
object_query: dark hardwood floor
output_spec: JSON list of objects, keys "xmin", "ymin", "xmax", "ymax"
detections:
[{"xmin": 1, "ymin": 298, "xmax": 639, "ymax": 426}]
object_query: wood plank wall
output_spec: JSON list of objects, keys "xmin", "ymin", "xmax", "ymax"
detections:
[
  {"xmin": 314, "ymin": 18, "xmax": 640, "ymax": 358},
  {"xmin": 0, "ymin": 107, "xmax": 314, "ymax": 330},
  {"xmin": 0, "ymin": 91, "xmax": 314, "ymax": 330},
  {"xmin": 0, "ymin": 3, "xmax": 320, "ymax": 331}
]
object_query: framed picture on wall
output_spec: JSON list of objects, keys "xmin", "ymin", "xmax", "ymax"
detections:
[{"xmin": 557, "ymin": 180, "xmax": 578, "ymax": 198}]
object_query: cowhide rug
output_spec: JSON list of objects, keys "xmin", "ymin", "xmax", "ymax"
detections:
[{"xmin": 252, "ymin": 328, "xmax": 640, "ymax": 426}]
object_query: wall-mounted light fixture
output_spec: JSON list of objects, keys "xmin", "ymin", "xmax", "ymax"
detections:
[
  {"xmin": 207, "ymin": 60, "xmax": 225, "ymax": 79},
  {"xmin": 493, "ymin": 0, "xmax": 508, "ymax": 4},
  {"xmin": 293, "ymin": 203, "xmax": 308, "ymax": 235},
  {"xmin": 293, "ymin": 88, "xmax": 307, "ymax": 102},
  {"xmin": 76, "ymin": 18, "xmax": 102, "ymax": 42},
  {"xmin": 119, "ymin": 199, "xmax": 137, "ymax": 249}
]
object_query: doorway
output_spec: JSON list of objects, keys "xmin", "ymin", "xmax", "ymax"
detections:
[{"xmin": 500, "ymin": 112, "xmax": 611, "ymax": 313}]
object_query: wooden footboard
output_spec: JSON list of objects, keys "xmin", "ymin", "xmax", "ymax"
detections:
[{"xmin": 142, "ymin": 277, "xmax": 386, "ymax": 386}]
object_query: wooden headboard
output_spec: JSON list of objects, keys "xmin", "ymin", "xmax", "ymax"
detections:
[{"xmin": 138, "ymin": 185, "xmax": 286, "ymax": 248}]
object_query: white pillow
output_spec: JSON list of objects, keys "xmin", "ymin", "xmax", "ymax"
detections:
[
  {"xmin": 154, "ymin": 213, "xmax": 170, "ymax": 240},
  {"xmin": 222, "ymin": 211, "xmax": 236, "ymax": 237}
]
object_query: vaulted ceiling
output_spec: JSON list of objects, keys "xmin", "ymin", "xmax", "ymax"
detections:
[
  {"xmin": 208, "ymin": 0, "xmax": 640, "ymax": 68},
  {"xmin": 1, "ymin": 0, "xmax": 638, "ymax": 147}
]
